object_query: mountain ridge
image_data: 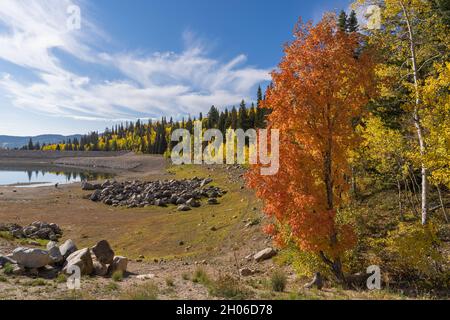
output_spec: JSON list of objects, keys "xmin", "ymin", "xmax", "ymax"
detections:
[{"xmin": 0, "ymin": 134, "xmax": 82, "ymax": 149}]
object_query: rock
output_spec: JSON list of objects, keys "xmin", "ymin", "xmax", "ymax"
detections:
[
  {"xmin": 81, "ymin": 181, "xmax": 96, "ymax": 191},
  {"xmin": 46, "ymin": 241, "xmax": 58, "ymax": 250},
  {"xmin": 110, "ymin": 256, "xmax": 128, "ymax": 274},
  {"xmin": 0, "ymin": 255, "xmax": 16, "ymax": 267},
  {"xmin": 186, "ymin": 198, "xmax": 200, "ymax": 208},
  {"xmin": 207, "ymin": 198, "xmax": 218, "ymax": 205},
  {"xmin": 137, "ymin": 274, "xmax": 155, "ymax": 280},
  {"xmin": 11, "ymin": 228, "xmax": 24, "ymax": 238},
  {"xmin": 92, "ymin": 240, "xmax": 114, "ymax": 265},
  {"xmin": 12, "ymin": 264, "xmax": 25, "ymax": 276},
  {"xmin": 253, "ymin": 248, "xmax": 277, "ymax": 262},
  {"xmin": 11, "ymin": 247, "xmax": 52, "ymax": 269},
  {"xmin": 59, "ymin": 239, "xmax": 77, "ymax": 260},
  {"xmin": 240, "ymin": 268, "xmax": 254, "ymax": 277},
  {"xmin": 304, "ymin": 272, "xmax": 323, "ymax": 290},
  {"xmin": 63, "ymin": 248, "xmax": 94, "ymax": 276},
  {"xmin": 48, "ymin": 246, "xmax": 64, "ymax": 265},
  {"xmin": 22, "ymin": 226, "xmax": 38, "ymax": 237},
  {"xmin": 210, "ymin": 226, "xmax": 217, "ymax": 232},
  {"xmin": 90, "ymin": 190, "xmax": 101, "ymax": 201},
  {"xmin": 177, "ymin": 204, "xmax": 191, "ymax": 212},
  {"xmin": 93, "ymin": 260, "xmax": 108, "ymax": 277}
]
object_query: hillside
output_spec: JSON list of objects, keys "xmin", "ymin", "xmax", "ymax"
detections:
[{"xmin": 0, "ymin": 135, "xmax": 82, "ymax": 149}]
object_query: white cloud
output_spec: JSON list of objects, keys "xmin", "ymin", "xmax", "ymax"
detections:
[{"xmin": 0, "ymin": 0, "xmax": 271, "ymax": 121}]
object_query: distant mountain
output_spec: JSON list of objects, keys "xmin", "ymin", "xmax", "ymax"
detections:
[{"xmin": 0, "ymin": 134, "xmax": 82, "ymax": 149}]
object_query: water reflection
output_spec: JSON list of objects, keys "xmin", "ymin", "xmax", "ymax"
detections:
[{"xmin": 0, "ymin": 167, "xmax": 114, "ymax": 187}]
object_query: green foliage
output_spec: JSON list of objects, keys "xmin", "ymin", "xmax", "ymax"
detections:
[
  {"xmin": 209, "ymin": 275, "xmax": 251, "ymax": 300},
  {"xmin": 270, "ymin": 270, "xmax": 287, "ymax": 292},
  {"xmin": 2, "ymin": 263, "xmax": 14, "ymax": 275},
  {"xmin": 121, "ymin": 282, "xmax": 159, "ymax": 300},
  {"xmin": 55, "ymin": 273, "xmax": 67, "ymax": 284},
  {"xmin": 192, "ymin": 268, "xmax": 210, "ymax": 285},
  {"xmin": 112, "ymin": 270, "xmax": 124, "ymax": 282}
]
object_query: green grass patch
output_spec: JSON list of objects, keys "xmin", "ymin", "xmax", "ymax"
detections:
[{"xmin": 121, "ymin": 282, "xmax": 159, "ymax": 300}]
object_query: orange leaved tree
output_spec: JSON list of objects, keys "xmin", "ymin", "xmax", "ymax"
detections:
[{"xmin": 247, "ymin": 14, "xmax": 376, "ymax": 282}]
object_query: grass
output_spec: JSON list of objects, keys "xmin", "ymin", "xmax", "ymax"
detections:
[
  {"xmin": 121, "ymin": 282, "xmax": 159, "ymax": 300},
  {"xmin": 24, "ymin": 278, "xmax": 47, "ymax": 287},
  {"xmin": 55, "ymin": 274, "xmax": 67, "ymax": 284},
  {"xmin": 209, "ymin": 275, "xmax": 251, "ymax": 300},
  {"xmin": 192, "ymin": 267, "xmax": 211, "ymax": 285},
  {"xmin": 112, "ymin": 270, "xmax": 124, "ymax": 282},
  {"xmin": 165, "ymin": 277, "xmax": 175, "ymax": 287},
  {"xmin": 0, "ymin": 231, "xmax": 14, "ymax": 241},
  {"xmin": 182, "ymin": 272, "xmax": 191, "ymax": 281},
  {"xmin": 0, "ymin": 275, "xmax": 7, "ymax": 282},
  {"xmin": 270, "ymin": 270, "xmax": 287, "ymax": 292},
  {"xmin": 111, "ymin": 164, "xmax": 258, "ymax": 260},
  {"xmin": 105, "ymin": 282, "xmax": 120, "ymax": 292},
  {"xmin": 2, "ymin": 263, "xmax": 14, "ymax": 275}
]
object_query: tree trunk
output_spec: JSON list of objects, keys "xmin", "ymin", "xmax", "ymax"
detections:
[
  {"xmin": 437, "ymin": 185, "xmax": 449, "ymax": 223},
  {"xmin": 397, "ymin": 178, "xmax": 404, "ymax": 221},
  {"xmin": 400, "ymin": 1, "xmax": 428, "ymax": 225}
]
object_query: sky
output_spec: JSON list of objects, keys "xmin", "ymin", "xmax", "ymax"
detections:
[{"xmin": 0, "ymin": 0, "xmax": 352, "ymax": 136}]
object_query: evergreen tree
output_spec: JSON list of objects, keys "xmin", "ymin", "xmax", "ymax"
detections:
[
  {"xmin": 338, "ymin": 10, "xmax": 348, "ymax": 32},
  {"xmin": 28, "ymin": 138, "xmax": 34, "ymax": 150},
  {"xmin": 347, "ymin": 10, "xmax": 359, "ymax": 33}
]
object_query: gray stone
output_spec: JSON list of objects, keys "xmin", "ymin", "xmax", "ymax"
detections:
[
  {"xmin": 177, "ymin": 204, "xmax": 191, "ymax": 212},
  {"xmin": 110, "ymin": 256, "xmax": 128, "ymax": 274},
  {"xmin": 207, "ymin": 198, "xmax": 218, "ymax": 205},
  {"xmin": 253, "ymin": 248, "xmax": 277, "ymax": 262},
  {"xmin": 11, "ymin": 247, "xmax": 52, "ymax": 269},
  {"xmin": 92, "ymin": 240, "xmax": 114, "ymax": 265},
  {"xmin": 48, "ymin": 246, "xmax": 64, "ymax": 265},
  {"xmin": 93, "ymin": 260, "xmax": 108, "ymax": 277},
  {"xmin": 186, "ymin": 198, "xmax": 200, "ymax": 208},
  {"xmin": 240, "ymin": 268, "xmax": 254, "ymax": 277},
  {"xmin": 46, "ymin": 241, "xmax": 58, "ymax": 250},
  {"xmin": 63, "ymin": 248, "xmax": 94, "ymax": 276},
  {"xmin": 59, "ymin": 239, "xmax": 77, "ymax": 260}
]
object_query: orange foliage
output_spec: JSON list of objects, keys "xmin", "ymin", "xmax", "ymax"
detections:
[{"xmin": 247, "ymin": 15, "xmax": 376, "ymax": 263}]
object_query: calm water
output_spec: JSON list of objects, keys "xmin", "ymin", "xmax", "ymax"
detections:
[{"xmin": 0, "ymin": 167, "xmax": 114, "ymax": 187}]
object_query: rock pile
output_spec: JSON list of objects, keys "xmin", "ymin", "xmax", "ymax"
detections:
[
  {"xmin": 0, "ymin": 221, "xmax": 62, "ymax": 241},
  {"xmin": 84, "ymin": 178, "xmax": 226, "ymax": 209},
  {"xmin": 0, "ymin": 239, "xmax": 128, "ymax": 278}
]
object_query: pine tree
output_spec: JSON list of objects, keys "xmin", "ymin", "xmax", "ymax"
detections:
[
  {"xmin": 338, "ymin": 10, "xmax": 348, "ymax": 32},
  {"xmin": 347, "ymin": 10, "xmax": 358, "ymax": 33}
]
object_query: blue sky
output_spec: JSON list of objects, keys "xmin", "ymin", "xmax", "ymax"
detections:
[{"xmin": 0, "ymin": 0, "xmax": 352, "ymax": 136}]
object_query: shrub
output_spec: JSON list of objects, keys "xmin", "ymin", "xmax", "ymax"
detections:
[
  {"xmin": 192, "ymin": 268, "xmax": 210, "ymax": 285},
  {"xmin": 270, "ymin": 269, "xmax": 287, "ymax": 292},
  {"xmin": 2, "ymin": 263, "xmax": 14, "ymax": 275},
  {"xmin": 210, "ymin": 275, "xmax": 250, "ymax": 300},
  {"xmin": 181, "ymin": 272, "xmax": 190, "ymax": 281},
  {"xmin": 165, "ymin": 277, "xmax": 175, "ymax": 287},
  {"xmin": 122, "ymin": 282, "xmax": 158, "ymax": 300},
  {"xmin": 112, "ymin": 270, "xmax": 123, "ymax": 282},
  {"xmin": 56, "ymin": 274, "xmax": 67, "ymax": 284},
  {"xmin": 0, "ymin": 275, "xmax": 7, "ymax": 282}
]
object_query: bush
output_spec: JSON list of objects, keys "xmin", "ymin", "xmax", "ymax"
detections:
[
  {"xmin": 270, "ymin": 269, "xmax": 287, "ymax": 292},
  {"xmin": 2, "ymin": 263, "xmax": 14, "ymax": 275},
  {"xmin": 210, "ymin": 275, "xmax": 250, "ymax": 300},
  {"xmin": 56, "ymin": 274, "xmax": 67, "ymax": 284},
  {"xmin": 112, "ymin": 270, "xmax": 123, "ymax": 282},
  {"xmin": 122, "ymin": 282, "xmax": 158, "ymax": 300},
  {"xmin": 192, "ymin": 268, "xmax": 210, "ymax": 285},
  {"xmin": 165, "ymin": 277, "xmax": 175, "ymax": 287}
]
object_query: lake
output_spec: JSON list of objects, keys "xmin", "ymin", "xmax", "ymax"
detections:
[{"xmin": 0, "ymin": 167, "xmax": 114, "ymax": 187}]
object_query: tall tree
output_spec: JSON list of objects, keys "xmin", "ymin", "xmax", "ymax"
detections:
[
  {"xmin": 338, "ymin": 10, "xmax": 348, "ymax": 32},
  {"xmin": 247, "ymin": 15, "xmax": 376, "ymax": 282}
]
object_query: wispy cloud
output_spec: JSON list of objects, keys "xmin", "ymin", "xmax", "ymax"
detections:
[{"xmin": 0, "ymin": 0, "xmax": 271, "ymax": 121}]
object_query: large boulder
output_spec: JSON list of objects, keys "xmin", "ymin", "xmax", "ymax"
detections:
[
  {"xmin": 109, "ymin": 256, "xmax": 128, "ymax": 274},
  {"xmin": 63, "ymin": 248, "xmax": 94, "ymax": 276},
  {"xmin": 92, "ymin": 240, "xmax": 114, "ymax": 265},
  {"xmin": 48, "ymin": 246, "xmax": 64, "ymax": 265},
  {"xmin": 11, "ymin": 247, "xmax": 52, "ymax": 269},
  {"xmin": 59, "ymin": 239, "xmax": 77, "ymax": 260},
  {"xmin": 81, "ymin": 181, "xmax": 96, "ymax": 191},
  {"xmin": 93, "ymin": 260, "xmax": 108, "ymax": 277},
  {"xmin": 253, "ymin": 248, "xmax": 277, "ymax": 262}
]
